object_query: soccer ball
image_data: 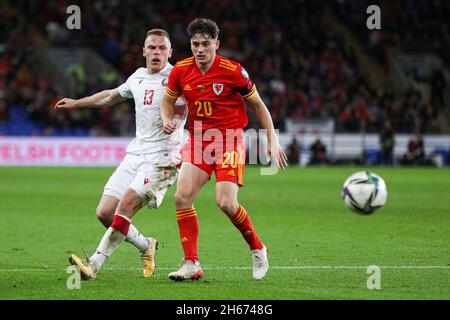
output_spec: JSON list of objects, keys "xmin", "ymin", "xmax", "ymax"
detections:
[{"xmin": 342, "ymin": 171, "xmax": 388, "ymax": 214}]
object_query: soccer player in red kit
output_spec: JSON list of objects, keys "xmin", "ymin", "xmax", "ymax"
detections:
[{"xmin": 161, "ymin": 18, "xmax": 288, "ymax": 281}]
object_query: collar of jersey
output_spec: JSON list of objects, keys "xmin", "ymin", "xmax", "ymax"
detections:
[
  {"xmin": 145, "ymin": 62, "xmax": 172, "ymax": 76},
  {"xmin": 194, "ymin": 55, "xmax": 220, "ymax": 75}
]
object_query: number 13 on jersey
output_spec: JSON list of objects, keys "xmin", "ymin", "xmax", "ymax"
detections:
[
  {"xmin": 195, "ymin": 100, "xmax": 213, "ymax": 117},
  {"xmin": 143, "ymin": 89, "xmax": 154, "ymax": 106}
]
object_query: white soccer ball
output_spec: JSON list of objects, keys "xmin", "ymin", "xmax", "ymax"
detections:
[{"xmin": 342, "ymin": 171, "xmax": 388, "ymax": 214}]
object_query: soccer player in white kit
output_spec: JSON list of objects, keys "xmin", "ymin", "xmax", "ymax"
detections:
[{"xmin": 54, "ymin": 29, "xmax": 186, "ymax": 280}]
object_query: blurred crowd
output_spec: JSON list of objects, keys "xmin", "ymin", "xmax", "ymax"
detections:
[
  {"xmin": 332, "ymin": 0, "xmax": 448, "ymax": 130},
  {"xmin": 333, "ymin": 0, "xmax": 450, "ymax": 67},
  {"xmin": 0, "ymin": 0, "xmax": 448, "ymax": 137}
]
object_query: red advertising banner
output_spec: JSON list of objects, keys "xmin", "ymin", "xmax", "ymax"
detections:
[{"xmin": 0, "ymin": 137, "xmax": 130, "ymax": 166}]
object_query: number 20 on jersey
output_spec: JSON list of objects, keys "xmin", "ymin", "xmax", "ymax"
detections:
[{"xmin": 195, "ymin": 100, "xmax": 213, "ymax": 117}]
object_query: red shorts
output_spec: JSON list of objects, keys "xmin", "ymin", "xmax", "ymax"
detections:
[{"xmin": 182, "ymin": 132, "xmax": 246, "ymax": 186}]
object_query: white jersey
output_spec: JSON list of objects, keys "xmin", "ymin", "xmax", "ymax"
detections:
[{"xmin": 118, "ymin": 64, "xmax": 186, "ymax": 165}]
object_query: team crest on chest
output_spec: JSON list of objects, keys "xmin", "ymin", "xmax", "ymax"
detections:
[
  {"xmin": 212, "ymin": 83, "xmax": 224, "ymax": 95},
  {"xmin": 161, "ymin": 78, "xmax": 168, "ymax": 87}
]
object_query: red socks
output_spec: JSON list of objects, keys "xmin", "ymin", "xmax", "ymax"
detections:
[
  {"xmin": 110, "ymin": 214, "xmax": 131, "ymax": 236},
  {"xmin": 176, "ymin": 205, "xmax": 262, "ymax": 262},
  {"xmin": 176, "ymin": 208, "xmax": 199, "ymax": 262},
  {"xmin": 230, "ymin": 205, "xmax": 263, "ymax": 250}
]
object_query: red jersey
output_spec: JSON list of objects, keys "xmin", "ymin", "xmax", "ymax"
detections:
[{"xmin": 165, "ymin": 55, "xmax": 256, "ymax": 134}]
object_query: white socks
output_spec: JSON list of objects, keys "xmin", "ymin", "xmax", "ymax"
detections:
[
  {"xmin": 125, "ymin": 224, "xmax": 150, "ymax": 252},
  {"xmin": 89, "ymin": 227, "xmax": 126, "ymax": 272},
  {"xmin": 89, "ymin": 219, "xmax": 149, "ymax": 272}
]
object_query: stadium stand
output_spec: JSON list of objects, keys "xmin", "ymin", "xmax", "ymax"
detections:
[{"xmin": 0, "ymin": 0, "xmax": 448, "ymax": 140}]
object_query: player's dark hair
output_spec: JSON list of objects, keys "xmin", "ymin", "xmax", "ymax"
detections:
[
  {"xmin": 187, "ymin": 18, "xmax": 219, "ymax": 39},
  {"xmin": 146, "ymin": 29, "xmax": 171, "ymax": 45}
]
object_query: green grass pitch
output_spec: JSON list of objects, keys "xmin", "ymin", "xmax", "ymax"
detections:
[{"xmin": 0, "ymin": 166, "xmax": 449, "ymax": 300}]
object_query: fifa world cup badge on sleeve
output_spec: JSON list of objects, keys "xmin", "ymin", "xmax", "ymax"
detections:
[{"xmin": 241, "ymin": 68, "xmax": 249, "ymax": 78}]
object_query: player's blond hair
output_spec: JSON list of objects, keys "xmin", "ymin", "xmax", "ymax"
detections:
[{"xmin": 145, "ymin": 29, "xmax": 171, "ymax": 46}]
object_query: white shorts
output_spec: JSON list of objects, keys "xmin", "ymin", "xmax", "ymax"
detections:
[{"xmin": 103, "ymin": 153, "xmax": 178, "ymax": 209}]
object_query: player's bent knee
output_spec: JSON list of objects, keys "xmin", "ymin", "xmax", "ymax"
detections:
[
  {"xmin": 216, "ymin": 198, "xmax": 238, "ymax": 215},
  {"xmin": 96, "ymin": 207, "xmax": 114, "ymax": 227},
  {"xmin": 174, "ymin": 191, "xmax": 194, "ymax": 208}
]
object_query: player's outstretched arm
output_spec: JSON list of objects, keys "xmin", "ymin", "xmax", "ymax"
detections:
[
  {"xmin": 246, "ymin": 90, "xmax": 288, "ymax": 169},
  {"xmin": 54, "ymin": 88, "xmax": 126, "ymax": 109},
  {"xmin": 161, "ymin": 94, "xmax": 177, "ymax": 134}
]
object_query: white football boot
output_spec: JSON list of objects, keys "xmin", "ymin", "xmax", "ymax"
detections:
[
  {"xmin": 168, "ymin": 260, "xmax": 203, "ymax": 281},
  {"xmin": 68, "ymin": 254, "xmax": 97, "ymax": 280},
  {"xmin": 251, "ymin": 244, "xmax": 269, "ymax": 280},
  {"xmin": 141, "ymin": 237, "xmax": 158, "ymax": 278}
]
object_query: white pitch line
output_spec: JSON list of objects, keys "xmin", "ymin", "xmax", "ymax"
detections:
[{"xmin": 0, "ymin": 265, "xmax": 449, "ymax": 272}]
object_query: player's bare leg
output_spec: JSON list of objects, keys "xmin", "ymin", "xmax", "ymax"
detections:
[
  {"xmin": 96, "ymin": 195, "xmax": 119, "ymax": 227},
  {"xmin": 173, "ymin": 163, "xmax": 210, "ymax": 208},
  {"xmin": 70, "ymin": 189, "xmax": 158, "ymax": 279},
  {"xmin": 116, "ymin": 189, "xmax": 159, "ymax": 278},
  {"xmin": 70, "ymin": 195, "xmax": 118, "ymax": 280},
  {"xmin": 216, "ymin": 181, "xmax": 269, "ymax": 280},
  {"xmin": 215, "ymin": 181, "xmax": 239, "ymax": 217},
  {"xmin": 75, "ymin": 194, "xmax": 157, "ymax": 277},
  {"xmin": 95, "ymin": 195, "xmax": 153, "ymax": 254},
  {"xmin": 169, "ymin": 163, "xmax": 209, "ymax": 281}
]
